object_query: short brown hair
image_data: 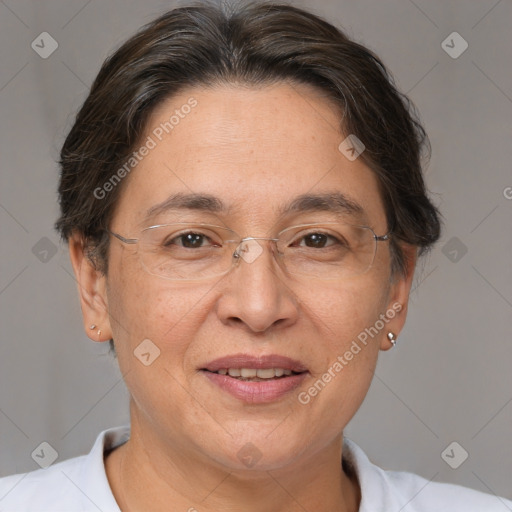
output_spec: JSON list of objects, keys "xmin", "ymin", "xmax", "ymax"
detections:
[{"xmin": 56, "ymin": 0, "xmax": 441, "ymax": 277}]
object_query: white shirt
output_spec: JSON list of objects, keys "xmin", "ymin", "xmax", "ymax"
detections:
[{"xmin": 0, "ymin": 426, "xmax": 510, "ymax": 511}]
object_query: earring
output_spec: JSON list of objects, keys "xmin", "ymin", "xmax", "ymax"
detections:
[
  {"xmin": 387, "ymin": 332, "xmax": 397, "ymax": 348},
  {"xmin": 89, "ymin": 324, "xmax": 102, "ymax": 341}
]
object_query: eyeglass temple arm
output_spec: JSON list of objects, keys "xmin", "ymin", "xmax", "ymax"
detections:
[{"xmin": 108, "ymin": 230, "xmax": 138, "ymax": 245}]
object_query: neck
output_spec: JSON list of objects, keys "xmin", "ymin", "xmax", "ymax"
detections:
[{"xmin": 105, "ymin": 413, "xmax": 360, "ymax": 512}]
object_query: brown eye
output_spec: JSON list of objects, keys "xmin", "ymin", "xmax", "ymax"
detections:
[
  {"xmin": 166, "ymin": 232, "xmax": 212, "ymax": 249},
  {"xmin": 303, "ymin": 233, "xmax": 329, "ymax": 248},
  {"xmin": 296, "ymin": 232, "xmax": 343, "ymax": 249},
  {"xmin": 180, "ymin": 233, "xmax": 207, "ymax": 248}
]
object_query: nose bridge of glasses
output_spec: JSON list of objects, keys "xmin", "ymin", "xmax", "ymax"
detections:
[
  {"xmin": 233, "ymin": 236, "xmax": 280, "ymax": 265},
  {"xmin": 240, "ymin": 236, "xmax": 280, "ymax": 243}
]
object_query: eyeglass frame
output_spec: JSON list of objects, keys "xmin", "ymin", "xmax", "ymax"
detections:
[{"xmin": 107, "ymin": 222, "xmax": 392, "ymax": 281}]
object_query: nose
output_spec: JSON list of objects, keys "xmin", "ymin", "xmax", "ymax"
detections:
[{"xmin": 216, "ymin": 238, "xmax": 300, "ymax": 333}]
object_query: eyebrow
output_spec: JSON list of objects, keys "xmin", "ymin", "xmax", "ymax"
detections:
[
  {"xmin": 145, "ymin": 193, "xmax": 225, "ymax": 219},
  {"xmin": 280, "ymin": 192, "xmax": 364, "ymax": 218},
  {"xmin": 144, "ymin": 191, "xmax": 364, "ymax": 221}
]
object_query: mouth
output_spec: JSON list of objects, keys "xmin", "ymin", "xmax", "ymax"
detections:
[
  {"xmin": 204, "ymin": 367, "xmax": 304, "ymax": 381},
  {"xmin": 201, "ymin": 353, "xmax": 308, "ymax": 376},
  {"xmin": 200, "ymin": 354, "xmax": 309, "ymax": 403}
]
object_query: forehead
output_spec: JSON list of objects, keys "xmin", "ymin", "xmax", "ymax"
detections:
[{"xmin": 112, "ymin": 82, "xmax": 386, "ymax": 230}]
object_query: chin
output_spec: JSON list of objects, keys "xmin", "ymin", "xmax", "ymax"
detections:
[{"xmin": 200, "ymin": 424, "xmax": 311, "ymax": 473}]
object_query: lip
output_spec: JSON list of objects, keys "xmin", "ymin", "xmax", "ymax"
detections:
[
  {"xmin": 202, "ymin": 371, "xmax": 308, "ymax": 403},
  {"xmin": 201, "ymin": 353, "xmax": 309, "ymax": 404},
  {"xmin": 202, "ymin": 353, "xmax": 308, "ymax": 373}
]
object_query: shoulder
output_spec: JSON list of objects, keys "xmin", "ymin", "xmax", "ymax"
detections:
[
  {"xmin": 0, "ymin": 426, "xmax": 129, "ymax": 512},
  {"xmin": 343, "ymin": 438, "xmax": 512, "ymax": 512}
]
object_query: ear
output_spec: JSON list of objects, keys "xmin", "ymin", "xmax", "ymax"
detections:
[
  {"xmin": 380, "ymin": 244, "xmax": 417, "ymax": 351},
  {"xmin": 68, "ymin": 233, "xmax": 112, "ymax": 342}
]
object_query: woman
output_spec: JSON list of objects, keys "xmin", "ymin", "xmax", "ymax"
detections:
[{"xmin": 0, "ymin": 1, "xmax": 510, "ymax": 510}]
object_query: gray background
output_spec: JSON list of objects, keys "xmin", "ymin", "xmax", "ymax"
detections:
[{"xmin": 1, "ymin": 0, "xmax": 511, "ymax": 502}]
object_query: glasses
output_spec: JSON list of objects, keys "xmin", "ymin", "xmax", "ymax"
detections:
[{"xmin": 108, "ymin": 222, "xmax": 391, "ymax": 281}]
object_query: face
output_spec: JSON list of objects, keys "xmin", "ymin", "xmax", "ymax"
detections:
[{"xmin": 71, "ymin": 82, "xmax": 414, "ymax": 472}]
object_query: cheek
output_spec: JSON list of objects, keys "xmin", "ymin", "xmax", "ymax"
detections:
[
  {"xmin": 301, "ymin": 273, "xmax": 391, "ymax": 350},
  {"xmin": 106, "ymin": 258, "xmax": 213, "ymax": 364},
  {"xmin": 293, "ymin": 275, "xmax": 391, "ymax": 425},
  {"xmin": 106, "ymin": 271, "xmax": 213, "ymax": 418}
]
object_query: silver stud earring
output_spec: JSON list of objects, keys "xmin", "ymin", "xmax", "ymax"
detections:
[
  {"xmin": 387, "ymin": 332, "xmax": 397, "ymax": 348},
  {"xmin": 89, "ymin": 324, "xmax": 101, "ymax": 341}
]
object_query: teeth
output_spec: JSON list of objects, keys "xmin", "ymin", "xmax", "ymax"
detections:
[
  {"xmin": 240, "ymin": 368, "xmax": 258, "ymax": 378},
  {"xmin": 255, "ymin": 368, "xmax": 275, "ymax": 379},
  {"xmin": 217, "ymin": 368, "xmax": 296, "ymax": 379}
]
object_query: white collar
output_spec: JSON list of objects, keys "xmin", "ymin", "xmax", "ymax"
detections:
[{"xmin": 2, "ymin": 425, "xmax": 508, "ymax": 511}]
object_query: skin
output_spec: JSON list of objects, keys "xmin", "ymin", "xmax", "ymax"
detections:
[{"xmin": 69, "ymin": 82, "xmax": 416, "ymax": 512}]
